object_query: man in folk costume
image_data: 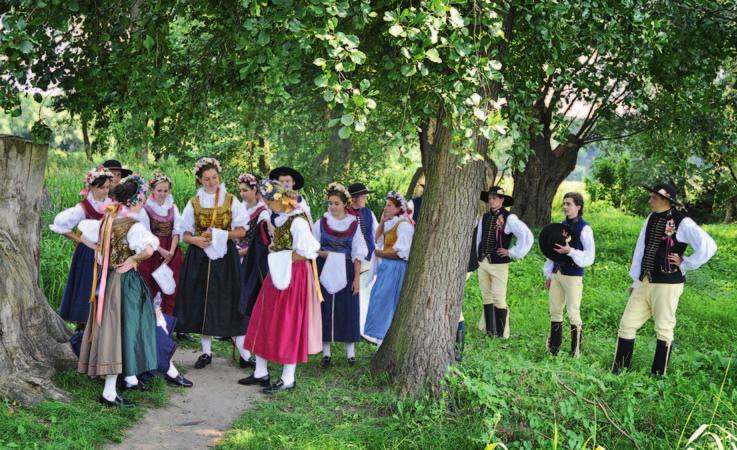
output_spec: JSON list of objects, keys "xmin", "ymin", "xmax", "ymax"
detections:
[
  {"xmin": 612, "ymin": 183, "xmax": 716, "ymax": 376},
  {"xmin": 474, "ymin": 186, "xmax": 533, "ymax": 338},
  {"xmin": 102, "ymin": 159, "xmax": 132, "ymax": 190},
  {"xmin": 347, "ymin": 182, "xmax": 380, "ymax": 344},
  {"xmin": 539, "ymin": 192, "xmax": 596, "ymax": 357},
  {"xmin": 269, "ymin": 166, "xmax": 313, "ymax": 224}
]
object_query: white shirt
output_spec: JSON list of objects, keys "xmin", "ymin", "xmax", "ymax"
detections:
[
  {"xmin": 78, "ymin": 219, "xmax": 160, "ymax": 254},
  {"xmin": 543, "ymin": 224, "xmax": 596, "ymax": 278},
  {"xmin": 244, "ymin": 200, "xmax": 271, "ymax": 228},
  {"xmin": 274, "ymin": 207, "xmax": 320, "ymax": 259},
  {"xmin": 376, "ymin": 216, "xmax": 414, "ymax": 261},
  {"xmin": 175, "ymin": 184, "xmax": 248, "ymax": 236},
  {"xmin": 49, "ymin": 193, "xmax": 110, "ymax": 234},
  {"xmin": 474, "ymin": 210, "xmax": 533, "ymax": 261},
  {"xmin": 628, "ymin": 214, "xmax": 717, "ymax": 286},
  {"xmin": 138, "ymin": 195, "xmax": 181, "ymax": 232},
  {"xmin": 312, "ymin": 213, "xmax": 369, "ymax": 262}
]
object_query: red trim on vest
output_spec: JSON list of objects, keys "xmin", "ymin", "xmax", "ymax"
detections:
[
  {"xmin": 321, "ymin": 217, "xmax": 358, "ymax": 237},
  {"xmin": 79, "ymin": 199, "xmax": 104, "ymax": 220}
]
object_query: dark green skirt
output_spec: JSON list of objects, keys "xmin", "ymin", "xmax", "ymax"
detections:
[{"xmin": 120, "ymin": 270, "xmax": 158, "ymax": 376}]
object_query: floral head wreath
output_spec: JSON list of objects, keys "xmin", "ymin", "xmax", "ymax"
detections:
[
  {"xmin": 326, "ymin": 182, "xmax": 352, "ymax": 205},
  {"xmin": 386, "ymin": 191, "xmax": 409, "ymax": 212},
  {"xmin": 193, "ymin": 157, "xmax": 222, "ymax": 177},
  {"xmin": 80, "ymin": 165, "xmax": 114, "ymax": 196},
  {"xmin": 149, "ymin": 171, "xmax": 172, "ymax": 189},
  {"xmin": 120, "ymin": 174, "xmax": 149, "ymax": 207},
  {"xmin": 238, "ymin": 173, "xmax": 259, "ymax": 189},
  {"xmin": 258, "ymin": 178, "xmax": 298, "ymax": 203}
]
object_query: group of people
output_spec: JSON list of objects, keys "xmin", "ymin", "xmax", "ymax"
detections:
[
  {"xmin": 50, "ymin": 158, "xmax": 417, "ymax": 405},
  {"xmin": 50, "ymin": 156, "xmax": 717, "ymax": 407}
]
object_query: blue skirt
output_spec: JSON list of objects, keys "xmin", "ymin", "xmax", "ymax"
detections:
[
  {"xmin": 364, "ymin": 259, "xmax": 407, "ymax": 340},
  {"xmin": 58, "ymin": 244, "xmax": 95, "ymax": 323},
  {"xmin": 318, "ymin": 257, "xmax": 360, "ymax": 343}
]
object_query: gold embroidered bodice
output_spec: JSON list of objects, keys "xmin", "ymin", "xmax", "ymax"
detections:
[
  {"xmin": 192, "ymin": 193, "xmax": 234, "ymax": 235},
  {"xmin": 109, "ymin": 218, "xmax": 137, "ymax": 266}
]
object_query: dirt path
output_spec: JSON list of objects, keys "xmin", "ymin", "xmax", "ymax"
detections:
[{"xmin": 107, "ymin": 349, "xmax": 260, "ymax": 449}]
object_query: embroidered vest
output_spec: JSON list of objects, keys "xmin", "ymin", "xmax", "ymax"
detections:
[
  {"xmin": 478, "ymin": 209, "xmax": 513, "ymax": 264},
  {"xmin": 144, "ymin": 203, "xmax": 174, "ymax": 238},
  {"xmin": 191, "ymin": 193, "xmax": 234, "ymax": 235},
  {"xmin": 383, "ymin": 219, "xmax": 407, "ymax": 252},
  {"xmin": 356, "ymin": 207, "xmax": 376, "ymax": 260},
  {"xmin": 320, "ymin": 217, "xmax": 357, "ymax": 259},
  {"xmin": 640, "ymin": 209, "xmax": 687, "ymax": 284},
  {"xmin": 109, "ymin": 218, "xmax": 137, "ymax": 267},
  {"xmin": 272, "ymin": 213, "xmax": 308, "ymax": 252},
  {"xmin": 553, "ymin": 217, "xmax": 588, "ymax": 277},
  {"xmin": 79, "ymin": 198, "xmax": 104, "ymax": 220}
]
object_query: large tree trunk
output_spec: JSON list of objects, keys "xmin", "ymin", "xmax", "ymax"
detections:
[
  {"xmin": 81, "ymin": 118, "xmax": 92, "ymax": 161},
  {"xmin": 512, "ymin": 135, "xmax": 581, "ymax": 227},
  {"xmin": 370, "ymin": 107, "xmax": 484, "ymax": 395},
  {"xmin": 724, "ymin": 195, "xmax": 737, "ymax": 223},
  {"xmin": 0, "ymin": 136, "xmax": 76, "ymax": 405}
]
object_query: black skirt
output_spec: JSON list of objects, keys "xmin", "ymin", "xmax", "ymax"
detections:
[{"xmin": 174, "ymin": 240, "xmax": 247, "ymax": 336}]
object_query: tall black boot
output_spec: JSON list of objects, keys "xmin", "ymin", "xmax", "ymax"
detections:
[
  {"xmin": 569, "ymin": 324, "xmax": 582, "ymax": 358},
  {"xmin": 494, "ymin": 306, "xmax": 508, "ymax": 338},
  {"xmin": 454, "ymin": 321, "xmax": 465, "ymax": 362},
  {"xmin": 612, "ymin": 337, "xmax": 635, "ymax": 374},
  {"xmin": 651, "ymin": 340, "xmax": 672, "ymax": 376},
  {"xmin": 547, "ymin": 321, "xmax": 563, "ymax": 356},
  {"xmin": 483, "ymin": 304, "xmax": 496, "ymax": 337}
]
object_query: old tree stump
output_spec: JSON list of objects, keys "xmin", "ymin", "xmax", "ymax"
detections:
[{"xmin": 0, "ymin": 135, "xmax": 76, "ymax": 405}]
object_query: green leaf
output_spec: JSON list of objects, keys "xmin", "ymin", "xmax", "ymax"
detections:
[
  {"xmin": 16, "ymin": 18, "xmax": 27, "ymax": 31},
  {"xmin": 328, "ymin": 118, "xmax": 340, "ymax": 127},
  {"xmin": 143, "ymin": 35, "xmax": 154, "ymax": 50},
  {"xmin": 18, "ymin": 40, "xmax": 33, "ymax": 54},
  {"xmin": 323, "ymin": 91, "xmax": 335, "ymax": 102},
  {"xmin": 400, "ymin": 64, "xmax": 416, "ymax": 77},
  {"xmin": 338, "ymin": 126, "xmax": 352, "ymax": 139},
  {"xmin": 389, "ymin": 24, "xmax": 403, "ymax": 37},
  {"xmin": 426, "ymin": 48, "xmax": 442, "ymax": 63},
  {"xmin": 340, "ymin": 114, "xmax": 354, "ymax": 126},
  {"xmin": 313, "ymin": 58, "xmax": 326, "ymax": 67},
  {"xmin": 314, "ymin": 74, "xmax": 329, "ymax": 87},
  {"xmin": 33, "ymin": 93, "xmax": 43, "ymax": 103}
]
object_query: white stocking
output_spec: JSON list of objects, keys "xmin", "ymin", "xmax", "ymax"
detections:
[
  {"xmin": 201, "ymin": 335, "xmax": 212, "ymax": 355},
  {"xmin": 166, "ymin": 362, "xmax": 180, "ymax": 378},
  {"xmin": 254, "ymin": 355, "xmax": 269, "ymax": 378},
  {"xmin": 123, "ymin": 375, "xmax": 138, "ymax": 386},
  {"xmin": 322, "ymin": 342, "xmax": 332, "ymax": 357},
  {"xmin": 346, "ymin": 342, "xmax": 356, "ymax": 358},
  {"xmin": 234, "ymin": 335, "xmax": 252, "ymax": 360},
  {"xmin": 280, "ymin": 363, "xmax": 296, "ymax": 386},
  {"xmin": 102, "ymin": 375, "xmax": 118, "ymax": 401}
]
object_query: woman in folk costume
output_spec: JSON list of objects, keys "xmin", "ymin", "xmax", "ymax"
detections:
[
  {"xmin": 174, "ymin": 157, "xmax": 250, "ymax": 369},
  {"xmin": 235, "ymin": 172, "xmax": 271, "ymax": 368},
  {"xmin": 77, "ymin": 176, "xmax": 159, "ymax": 407},
  {"xmin": 241, "ymin": 179, "xmax": 322, "ymax": 393},
  {"xmin": 50, "ymin": 166, "xmax": 113, "ymax": 327},
  {"xmin": 313, "ymin": 182, "xmax": 368, "ymax": 367},
  {"xmin": 363, "ymin": 191, "xmax": 415, "ymax": 346},
  {"xmin": 136, "ymin": 172, "xmax": 184, "ymax": 318}
]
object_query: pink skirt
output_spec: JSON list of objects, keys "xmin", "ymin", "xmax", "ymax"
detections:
[{"xmin": 244, "ymin": 260, "xmax": 322, "ymax": 364}]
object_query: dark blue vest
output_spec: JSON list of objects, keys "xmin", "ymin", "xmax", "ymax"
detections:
[
  {"xmin": 319, "ymin": 218, "xmax": 355, "ymax": 260},
  {"xmin": 356, "ymin": 207, "xmax": 375, "ymax": 260},
  {"xmin": 553, "ymin": 217, "xmax": 588, "ymax": 277},
  {"xmin": 478, "ymin": 208, "xmax": 513, "ymax": 264},
  {"xmin": 639, "ymin": 209, "xmax": 687, "ymax": 284}
]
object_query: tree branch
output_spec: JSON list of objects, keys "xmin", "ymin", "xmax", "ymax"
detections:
[{"xmin": 583, "ymin": 125, "xmax": 651, "ymax": 144}]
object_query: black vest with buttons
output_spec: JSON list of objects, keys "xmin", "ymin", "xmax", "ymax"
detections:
[
  {"xmin": 640, "ymin": 209, "xmax": 688, "ymax": 284},
  {"xmin": 478, "ymin": 208, "xmax": 513, "ymax": 264}
]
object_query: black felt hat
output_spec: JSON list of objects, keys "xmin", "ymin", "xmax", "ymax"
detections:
[
  {"xmin": 269, "ymin": 166, "xmax": 304, "ymax": 190},
  {"xmin": 538, "ymin": 223, "xmax": 574, "ymax": 264},
  {"xmin": 347, "ymin": 183, "xmax": 373, "ymax": 197},
  {"xmin": 102, "ymin": 159, "xmax": 132, "ymax": 177},
  {"xmin": 480, "ymin": 186, "xmax": 514, "ymax": 207},
  {"xmin": 642, "ymin": 183, "xmax": 683, "ymax": 207}
]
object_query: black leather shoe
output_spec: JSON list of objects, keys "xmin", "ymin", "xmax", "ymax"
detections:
[
  {"xmin": 262, "ymin": 378, "xmax": 295, "ymax": 394},
  {"xmin": 194, "ymin": 353, "xmax": 212, "ymax": 369},
  {"xmin": 238, "ymin": 374, "xmax": 270, "ymax": 386},
  {"xmin": 320, "ymin": 356, "xmax": 332, "ymax": 368},
  {"xmin": 99, "ymin": 395, "xmax": 135, "ymax": 407},
  {"xmin": 347, "ymin": 357, "xmax": 356, "ymax": 366},
  {"xmin": 240, "ymin": 356, "xmax": 256, "ymax": 369},
  {"xmin": 122, "ymin": 380, "xmax": 151, "ymax": 391},
  {"xmin": 164, "ymin": 373, "xmax": 193, "ymax": 388}
]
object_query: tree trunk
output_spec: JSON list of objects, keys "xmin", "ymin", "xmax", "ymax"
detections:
[
  {"xmin": 724, "ymin": 195, "xmax": 737, "ymax": 223},
  {"xmin": 0, "ymin": 136, "xmax": 76, "ymax": 405},
  {"xmin": 512, "ymin": 135, "xmax": 581, "ymax": 227},
  {"xmin": 81, "ymin": 119, "xmax": 92, "ymax": 161},
  {"xmin": 370, "ymin": 107, "xmax": 484, "ymax": 395}
]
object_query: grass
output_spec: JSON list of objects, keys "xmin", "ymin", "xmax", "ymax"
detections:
[{"xmin": 218, "ymin": 202, "xmax": 737, "ymax": 450}]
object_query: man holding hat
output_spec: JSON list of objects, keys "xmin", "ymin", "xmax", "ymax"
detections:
[
  {"xmin": 102, "ymin": 159, "xmax": 132, "ymax": 189},
  {"xmin": 612, "ymin": 183, "xmax": 716, "ymax": 376},
  {"xmin": 269, "ymin": 166, "xmax": 313, "ymax": 224},
  {"xmin": 539, "ymin": 192, "xmax": 595, "ymax": 357},
  {"xmin": 474, "ymin": 186, "xmax": 533, "ymax": 338},
  {"xmin": 347, "ymin": 182, "xmax": 380, "ymax": 344}
]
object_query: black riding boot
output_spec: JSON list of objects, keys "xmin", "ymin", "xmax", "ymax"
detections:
[
  {"xmin": 612, "ymin": 337, "xmax": 635, "ymax": 374},
  {"xmin": 651, "ymin": 340, "xmax": 672, "ymax": 376},
  {"xmin": 494, "ymin": 306, "xmax": 508, "ymax": 338},
  {"xmin": 454, "ymin": 321, "xmax": 465, "ymax": 362},
  {"xmin": 483, "ymin": 304, "xmax": 496, "ymax": 337},
  {"xmin": 547, "ymin": 321, "xmax": 563, "ymax": 356},
  {"xmin": 569, "ymin": 324, "xmax": 582, "ymax": 358}
]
